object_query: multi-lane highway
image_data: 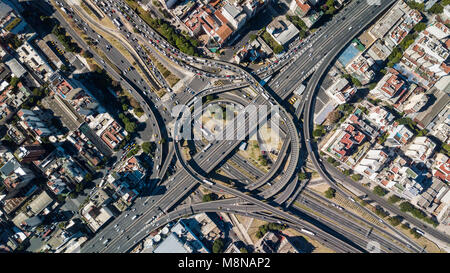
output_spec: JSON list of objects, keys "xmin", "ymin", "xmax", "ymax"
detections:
[{"xmin": 60, "ymin": 0, "xmax": 450, "ymax": 253}]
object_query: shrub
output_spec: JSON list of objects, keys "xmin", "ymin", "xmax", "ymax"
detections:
[{"xmin": 325, "ymin": 187, "xmax": 336, "ymax": 199}]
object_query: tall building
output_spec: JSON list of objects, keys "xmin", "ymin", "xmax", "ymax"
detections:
[{"xmin": 17, "ymin": 145, "xmax": 47, "ymax": 163}]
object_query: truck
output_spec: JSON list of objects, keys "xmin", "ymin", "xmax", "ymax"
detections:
[
  {"xmin": 202, "ymin": 143, "xmax": 212, "ymax": 152},
  {"xmin": 261, "ymin": 92, "xmax": 269, "ymax": 100},
  {"xmin": 202, "ymin": 179, "xmax": 214, "ymax": 186}
]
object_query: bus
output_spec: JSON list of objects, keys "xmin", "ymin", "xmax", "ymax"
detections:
[
  {"xmin": 113, "ymin": 18, "xmax": 123, "ymax": 27},
  {"xmin": 415, "ymin": 229, "xmax": 425, "ymax": 236},
  {"xmin": 301, "ymin": 228, "xmax": 315, "ymax": 236}
]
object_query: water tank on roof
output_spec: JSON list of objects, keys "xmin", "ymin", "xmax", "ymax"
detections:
[
  {"xmin": 161, "ymin": 227, "xmax": 169, "ymax": 235},
  {"xmin": 154, "ymin": 235, "xmax": 161, "ymax": 243}
]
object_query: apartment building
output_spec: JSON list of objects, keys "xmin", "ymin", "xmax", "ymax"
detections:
[
  {"xmin": 324, "ymin": 77, "xmax": 357, "ymax": 105},
  {"xmin": 354, "ymin": 148, "xmax": 391, "ymax": 180},
  {"xmin": 370, "ymin": 68, "xmax": 407, "ymax": 103},
  {"xmin": 346, "ymin": 54, "xmax": 377, "ymax": 85},
  {"xmin": 405, "ymin": 136, "xmax": 437, "ymax": 163},
  {"xmin": 17, "ymin": 108, "xmax": 53, "ymax": 137},
  {"xmin": 0, "ymin": 81, "xmax": 30, "ymax": 121},
  {"xmin": 385, "ymin": 123, "xmax": 414, "ymax": 147},
  {"xmin": 364, "ymin": 104, "xmax": 395, "ymax": 132},
  {"xmin": 399, "ymin": 30, "xmax": 450, "ymax": 89},
  {"xmin": 16, "ymin": 40, "xmax": 53, "ymax": 80},
  {"xmin": 322, "ymin": 123, "xmax": 366, "ymax": 164}
]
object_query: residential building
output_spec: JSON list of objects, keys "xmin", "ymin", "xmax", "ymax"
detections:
[
  {"xmin": 183, "ymin": 4, "xmax": 233, "ymax": 46},
  {"xmin": 81, "ymin": 201, "xmax": 114, "ymax": 232},
  {"xmin": 16, "ymin": 40, "xmax": 53, "ymax": 81},
  {"xmin": 266, "ymin": 16, "xmax": 299, "ymax": 47},
  {"xmin": 432, "ymin": 153, "xmax": 450, "ymax": 183},
  {"xmin": 385, "ymin": 124, "xmax": 414, "ymax": 147},
  {"xmin": 417, "ymin": 178, "xmax": 448, "ymax": 212},
  {"xmin": 375, "ymin": 155, "xmax": 425, "ymax": 199},
  {"xmin": 354, "ymin": 148, "xmax": 391, "ymax": 180},
  {"xmin": 399, "ymin": 30, "xmax": 450, "ymax": 89},
  {"xmin": 402, "ymin": 92, "xmax": 428, "ymax": 114},
  {"xmin": 364, "ymin": 104, "xmax": 395, "ymax": 132},
  {"xmin": 370, "ymin": 68, "xmax": 407, "ymax": 102},
  {"xmin": 255, "ymin": 231, "xmax": 299, "ymax": 253},
  {"xmin": 321, "ymin": 123, "xmax": 367, "ymax": 165},
  {"xmin": 150, "ymin": 219, "xmax": 209, "ymax": 253},
  {"xmin": 346, "ymin": 54, "xmax": 377, "ymax": 85},
  {"xmin": 367, "ymin": 39, "xmax": 393, "ymax": 62},
  {"xmin": 221, "ymin": 3, "xmax": 247, "ymax": 31},
  {"xmin": 404, "ymin": 136, "xmax": 436, "ymax": 163},
  {"xmin": 425, "ymin": 102, "xmax": 449, "ymax": 142},
  {"xmin": 16, "ymin": 144, "xmax": 47, "ymax": 163},
  {"xmin": 0, "ymin": 81, "xmax": 30, "ymax": 121},
  {"xmin": 289, "ymin": 0, "xmax": 311, "ymax": 17},
  {"xmin": 324, "ymin": 77, "xmax": 357, "ymax": 104},
  {"xmin": 17, "ymin": 108, "xmax": 53, "ymax": 137},
  {"xmin": 87, "ymin": 112, "xmax": 125, "ymax": 150},
  {"xmin": 0, "ymin": 1, "xmax": 27, "ymax": 35}
]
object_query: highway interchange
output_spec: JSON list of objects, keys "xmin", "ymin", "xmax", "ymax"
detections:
[{"xmin": 39, "ymin": 0, "xmax": 450, "ymax": 253}]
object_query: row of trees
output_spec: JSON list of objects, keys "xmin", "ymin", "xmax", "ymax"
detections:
[
  {"xmin": 285, "ymin": 15, "xmax": 308, "ymax": 39},
  {"xmin": 255, "ymin": 222, "xmax": 287, "ymax": 239},
  {"xmin": 262, "ymin": 31, "xmax": 284, "ymax": 54},
  {"xmin": 146, "ymin": 18, "xmax": 199, "ymax": 56},
  {"xmin": 399, "ymin": 201, "xmax": 438, "ymax": 227},
  {"xmin": 52, "ymin": 25, "xmax": 81, "ymax": 53},
  {"xmin": 396, "ymin": 117, "xmax": 428, "ymax": 136},
  {"xmin": 126, "ymin": 144, "xmax": 141, "ymax": 158}
]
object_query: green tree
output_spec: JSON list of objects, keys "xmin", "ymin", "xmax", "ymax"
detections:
[
  {"xmin": 75, "ymin": 182, "xmax": 84, "ymax": 193},
  {"xmin": 202, "ymin": 193, "xmax": 217, "ymax": 202},
  {"xmin": 351, "ymin": 174, "xmax": 362, "ymax": 181},
  {"xmin": 9, "ymin": 76, "xmax": 19, "ymax": 87},
  {"xmin": 342, "ymin": 169, "xmax": 351, "ymax": 176},
  {"xmin": 373, "ymin": 185, "xmax": 388, "ymax": 196},
  {"xmin": 82, "ymin": 50, "xmax": 93, "ymax": 58},
  {"xmin": 325, "ymin": 187, "xmax": 336, "ymax": 199},
  {"xmin": 388, "ymin": 216, "xmax": 403, "ymax": 226},
  {"xmin": 68, "ymin": 192, "xmax": 78, "ymax": 199},
  {"xmin": 399, "ymin": 201, "xmax": 414, "ymax": 212},
  {"xmin": 240, "ymin": 247, "xmax": 248, "ymax": 253},
  {"xmin": 413, "ymin": 22, "xmax": 427, "ymax": 33},
  {"xmin": 84, "ymin": 173, "xmax": 93, "ymax": 183},
  {"xmin": 125, "ymin": 122, "xmax": 137, "ymax": 133},
  {"xmin": 351, "ymin": 77, "xmax": 362, "ymax": 87},
  {"xmin": 60, "ymin": 64, "xmax": 69, "ymax": 72},
  {"xmin": 57, "ymin": 195, "xmax": 66, "ymax": 202},
  {"xmin": 368, "ymin": 82, "xmax": 377, "ymax": 90},
  {"xmin": 388, "ymin": 195, "xmax": 401, "ymax": 204},
  {"xmin": 142, "ymin": 142, "xmax": 154, "ymax": 154},
  {"xmin": 428, "ymin": 3, "xmax": 443, "ymax": 14},
  {"xmin": 273, "ymin": 44, "xmax": 284, "ymax": 54},
  {"xmin": 249, "ymin": 34, "xmax": 258, "ymax": 42},
  {"xmin": 298, "ymin": 172, "xmax": 308, "ymax": 180},
  {"xmin": 212, "ymin": 238, "xmax": 224, "ymax": 253},
  {"xmin": 401, "ymin": 223, "xmax": 410, "ymax": 230}
]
